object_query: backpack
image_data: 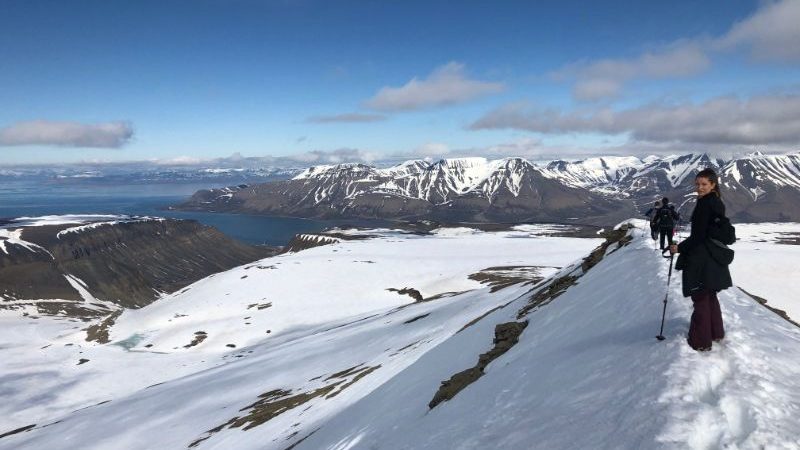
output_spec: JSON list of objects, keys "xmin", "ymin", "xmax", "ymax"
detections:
[
  {"xmin": 656, "ymin": 206, "xmax": 674, "ymax": 229},
  {"xmin": 709, "ymin": 215, "xmax": 736, "ymax": 245}
]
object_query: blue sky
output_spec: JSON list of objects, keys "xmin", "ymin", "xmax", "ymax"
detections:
[{"xmin": 1, "ymin": 0, "xmax": 799, "ymax": 165}]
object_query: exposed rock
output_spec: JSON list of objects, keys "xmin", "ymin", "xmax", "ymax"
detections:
[
  {"xmin": 429, "ymin": 321, "xmax": 528, "ymax": 409},
  {"xmin": 775, "ymin": 233, "xmax": 800, "ymax": 245},
  {"xmin": 403, "ymin": 313, "xmax": 430, "ymax": 324},
  {"xmin": 281, "ymin": 234, "xmax": 340, "ymax": 253},
  {"xmin": 85, "ymin": 311, "xmax": 123, "ymax": 343},
  {"xmin": 516, "ymin": 274, "xmax": 580, "ymax": 320},
  {"xmin": 581, "ymin": 224, "xmax": 634, "ymax": 273},
  {"xmin": 247, "ymin": 302, "xmax": 272, "ymax": 310},
  {"xmin": 457, "ymin": 301, "xmax": 516, "ymax": 334},
  {"xmin": 428, "ymin": 225, "xmax": 638, "ymax": 409},
  {"xmin": 387, "ymin": 287, "xmax": 423, "ymax": 302},
  {"xmin": 184, "ymin": 331, "xmax": 208, "ymax": 348},
  {"xmin": 739, "ymin": 288, "xmax": 799, "ymax": 328},
  {"xmin": 468, "ymin": 266, "xmax": 545, "ymax": 292},
  {"xmin": 190, "ymin": 364, "xmax": 380, "ymax": 447},
  {"xmin": 515, "ymin": 223, "xmax": 634, "ymax": 321},
  {"xmin": 0, "ymin": 424, "xmax": 36, "ymax": 439}
]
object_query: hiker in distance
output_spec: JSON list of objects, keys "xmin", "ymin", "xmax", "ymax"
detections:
[
  {"xmin": 656, "ymin": 197, "xmax": 680, "ymax": 251},
  {"xmin": 669, "ymin": 168, "xmax": 732, "ymax": 351},
  {"xmin": 644, "ymin": 200, "xmax": 662, "ymax": 241}
]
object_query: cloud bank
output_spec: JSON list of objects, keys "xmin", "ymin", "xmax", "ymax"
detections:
[
  {"xmin": 553, "ymin": 0, "xmax": 800, "ymax": 101},
  {"xmin": 365, "ymin": 62, "xmax": 504, "ymax": 111},
  {"xmin": 555, "ymin": 44, "xmax": 710, "ymax": 101},
  {"xmin": 0, "ymin": 120, "xmax": 134, "ymax": 148},
  {"xmin": 715, "ymin": 0, "xmax": 800, "ymax": 62},
  {"xmin": 471, "ymin": 94, "xmax": 800, "ymax": 146}
]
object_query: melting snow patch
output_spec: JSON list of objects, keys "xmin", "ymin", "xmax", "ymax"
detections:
[
  {"xmin": 0, "ymin": 229, "xmax": 51, "ymax": 256},
  {"xmin": 431, "ymin": 227, "xmax": 482, "ymax": 236}
]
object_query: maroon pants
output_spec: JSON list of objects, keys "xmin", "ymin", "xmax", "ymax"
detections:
[{"xmin": 688, "ymin": 290, "xmax": 725, "ymax": 350}]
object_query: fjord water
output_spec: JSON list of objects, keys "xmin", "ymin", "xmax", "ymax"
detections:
[{"xmin": 0, "ymin": 179, "xmax": 389, "ymax": 246}]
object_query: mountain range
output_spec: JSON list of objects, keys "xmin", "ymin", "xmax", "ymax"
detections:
[{"xmin": 178, "ymin": 152, "xmax": 800, "ymax": 223}]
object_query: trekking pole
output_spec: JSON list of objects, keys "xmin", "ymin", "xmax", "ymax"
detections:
[{"xmin": 656, "ymin": 253, "xmax": 674, "ymax": 341}]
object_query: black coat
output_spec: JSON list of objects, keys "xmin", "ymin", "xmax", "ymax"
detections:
[
  {"xmin": 676, "ymin": 194, "xmax": 733, "ymax": 297},
  {"xmin": 656, "ymin": 205, "xmax": 680, "ymax": 230}
]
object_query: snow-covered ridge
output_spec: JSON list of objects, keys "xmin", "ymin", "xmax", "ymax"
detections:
[
  {"xmin": 3, "ymin": 223, "xmax": 799, "ymax": 449},
  {"xmin": 292, "ymin": 163, "xmax": 379, "ymax": 181},
  {"xmin": 722, "ymin": 153, "xmax": 800, "ymax": 199},
  {"xmin": 55, "ymin": 217, "xmax": 166, "ymax": 239},
  {"xmin": 6, "ymin": 214, "xmax": 126, "ymax": 228},
  {"xmin": 0, "ymin": 214, "xmax": 167, "ymax": 239},
  {"xmin": 538, "ymin": 155, "xmax": 644, "ymax": 189},
  {"xmin": 291, "ymin": 157, "xmax": 544, "ymax": 205}
]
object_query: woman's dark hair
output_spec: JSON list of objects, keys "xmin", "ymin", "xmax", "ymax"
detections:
[{"xmin": 696, "ymin": 168, "xmax": 721, "ymax": 197}]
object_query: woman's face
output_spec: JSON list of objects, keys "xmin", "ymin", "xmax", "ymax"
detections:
[{"xmin": 695, "ymin": 176, "xmax": 716, "ymax": 197}]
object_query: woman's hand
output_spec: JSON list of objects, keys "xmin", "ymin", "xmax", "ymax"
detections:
[{"xmin": 669, "ymin": 244, "xmax": 678, "ymax": 254}]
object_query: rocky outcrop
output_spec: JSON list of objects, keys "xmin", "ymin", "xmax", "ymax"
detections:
[
  {"xmin": 281, "ymin": 234, "xmax": 340, "ymax": 254},
  {"xmin": 428, "ymin": 321, "xmax": 528, "ymax": 409},
  {"xmin": 0, "ymin": 219, "xmax": 275, "ymax": 316},
  {"xmin": 429, "ymin": 224, "xmax": 636, "ymax": 408}
]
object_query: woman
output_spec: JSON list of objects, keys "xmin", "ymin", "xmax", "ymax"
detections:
[{"xmin": 669, "ymin": 168, "xmax": 732, "ymax": 351}]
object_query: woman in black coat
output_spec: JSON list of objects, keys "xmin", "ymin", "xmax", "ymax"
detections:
[{"xmin": 669, "ymin": 168, "xmax": 732, "ymax": 351}]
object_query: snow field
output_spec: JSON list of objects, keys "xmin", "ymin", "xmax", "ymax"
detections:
[
  {"xmin": 0, "ymin": 227, "xmax": 599, "ymax": 445},
  {"xmin": 292, "ymin": 225, "xmax": 800, "ymax": 450},
  {"xmin": 2, "ymin": 223, "xmax": 799, "ymax": 449},
  {"xmin": 727, "ymin": 222, "xmax": 800, "ymax": 321}
]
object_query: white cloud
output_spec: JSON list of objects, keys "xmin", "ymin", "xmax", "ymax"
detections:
[
  {"xmin": 290, "ymin": 148, "xmax": 381, "ymax": 164},
  {"xmin": 0, "ymin": 120, "xmax": 134, "ymax": 148},
  {"xmin": 715, "ymin": 0, "xmax": 800, "ymax": 62},
  {"xmin": 365, "ymin": 62, "xmax": 505, "ymax": 111},
  {"xmin": 151, "ymin": 155, "xmax": 206, "ymax": 165},
  {"xmin": 144, "ymin": 148, "xmax": 383, "ymax": 168},
  {"xmin": 411, "ymin": 142, "xmax": 450, "ymax": 157},
  {"xmin": 470, "ymin": 93, "xmax": 800, "ymax": 146},
  {"xmin": 551, "ymin": 0, "xmax": 800, "ymax": 101},
  {"xmin": 306, "ymin": 113, "xmax": 387, "ymax": 123},
  {"xmin": 554, "ymin": 44, "xmax": 711, "ymax": 101},
  {"xmin": 572, "ymin": 79, "xmax": 624, "ymax": 102}
]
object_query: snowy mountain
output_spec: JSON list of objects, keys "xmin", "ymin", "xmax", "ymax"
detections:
[
  {"xmin": 372, "ymin": 157, "xmax": 493, "ymax": 203},
  {"xmin": 538, "ymin": 155, "xmax": 643, "ymax": 193},
  {"xmin": 538, "ymin": 153, "xmax": 723, "ymax": 196},
  {"xmin": 179, "ymin": 157, "xmax": 635, "ymax": 224},
  {"xmin": 178, "ymin": 152, "xmax": 800, "ymax": 223},
  {"xmin": 719, "ymin": 152, "xmax": 800, "ymax": 221},
  {"xmin": 2, "ymin": 221, "xmax": 799, "ymax": 449}
]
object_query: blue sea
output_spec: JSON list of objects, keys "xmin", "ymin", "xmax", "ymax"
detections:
[{"xmin": 0, "ymin": 179, "xmax": 391, "ymax": 247}]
